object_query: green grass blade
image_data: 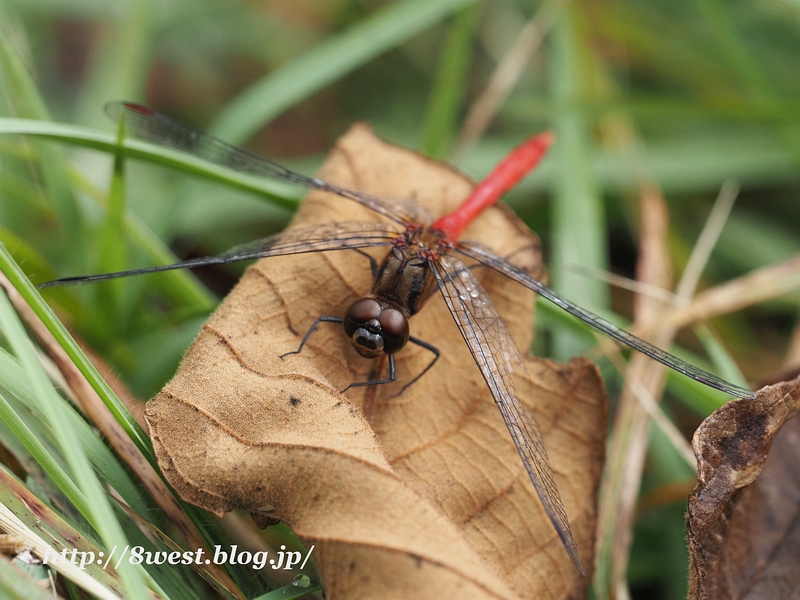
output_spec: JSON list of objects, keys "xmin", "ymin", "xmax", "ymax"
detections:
[
  {"xmin": 420, "ymin": 4, "xmax": 480, "ymax": 158},
  {"xmin": 0, "ymin": 254, "xmax": 150, "ymax": 598},
  {"xmin": 695, "ymin": 0, "xmax": 773, "ymax": 97},
  {"xmin": 211, "ymin": 0, "xmax": 479, "ymax": 144},
  {"xmin": 0, "ymin": 116, "xmax": 297, "ymax": 311},
  {"xmin": 74, "ymin": 0, "xmax": 155, "ymax": 126},
  {"xmin": 0, "ymin": 388, "xmax": 88, "ymax": 512},
  {"xmin": 0, "ymin": 348, "xmax": 151, "ymax": 516},
  {"xmin": 693, "ymin": 323, "xmax": 749, "ymax": 392},
  {"xmin": 0, "ymin": 118, "xmax": 304, "ymax": 209},
  {"xmin": 548, "ymin": 11, "xmax": 609, "ymax": 360},
  {"xmin": 93, "ymin": 113, "xmax": 131, "ymax": 320},
  {"xmin": 0, "ymin": 29, "xmax": 87, "ymax": 269},
  {"xmin": 0, "ymin": 243, "xmax": 149, "ymax": 452}
]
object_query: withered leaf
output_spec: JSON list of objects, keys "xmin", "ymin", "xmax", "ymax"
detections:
[
  {"xmin": 687, "ymin": 374, "xmax": 800, "ymax": 599},
  {"xmin": 146, "ymin": 125, "xmax": 607, "ymax": 599}
]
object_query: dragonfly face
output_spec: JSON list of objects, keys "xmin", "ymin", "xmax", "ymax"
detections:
[{"xmin": 343, "ymin": 297, "xmax": 409, "ymax": 358}]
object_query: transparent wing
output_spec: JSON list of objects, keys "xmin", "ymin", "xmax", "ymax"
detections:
[
  {"xmin": 38, "ymin": 221, "xmax": 399, "ymax": 288},
  {"xmin": 456, "ymin": 242, "xmax": 755, "ymax": 400},
  {"xmin": 105, "ymin": 102, "xmax": 425, "ymax": 225},
  {"xmin": 430, "ymin": 253, "xmax": 584, "ymax": 574}
]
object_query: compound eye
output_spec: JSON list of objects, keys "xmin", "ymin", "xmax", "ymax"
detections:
[
  {"xmin": 343, "ymin": 298, "xmax": 381, "ymax": 337},
  {"xmin": 380, "ymin": 308, "xmax": 409, "ymax": 354}
]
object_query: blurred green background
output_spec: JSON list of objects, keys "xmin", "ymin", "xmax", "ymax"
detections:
[{"xmin": 1, "ymin": 0, "xmax": 799, "ymax": 598}]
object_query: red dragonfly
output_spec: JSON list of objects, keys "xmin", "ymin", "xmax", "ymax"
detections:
[{"xmin": 40, "ymin": 103, "xmax": 755, "ymax": 574}]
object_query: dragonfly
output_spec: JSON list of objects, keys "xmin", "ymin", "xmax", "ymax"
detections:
[{"xmin": 39, "ymin": 103, "xmax": 756, "ymax": 575}]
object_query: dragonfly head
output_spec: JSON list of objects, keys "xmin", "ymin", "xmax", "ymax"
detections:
[{"xmin": 343, "ymin": 298, "xmax": 409, "ymax": 359}]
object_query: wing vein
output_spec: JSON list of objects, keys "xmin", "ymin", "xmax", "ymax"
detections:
[
  {"xmin": 39, "ymin": 222, "xmax": 399, "ymax": 287},
  {"xmin": 431, "ymin": 254, "xmax": 584, "ymax": 574}
]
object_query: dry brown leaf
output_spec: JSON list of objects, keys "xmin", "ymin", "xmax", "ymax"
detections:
[
  {"xmin": 146, "ymin": 124, "xmax": 608, "ymax": 599},
  {"xmin": 687, "ymin": 374, "xmax": 800, "ymax": 599}
]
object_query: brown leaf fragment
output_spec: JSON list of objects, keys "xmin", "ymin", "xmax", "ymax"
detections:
[
  {"xmin": 687, "ymin": 374, "xmax": 800, "ymax": 600},
  {"xmin": 146, "ymin": 124, "xmax": 608, "ymax": 599}
]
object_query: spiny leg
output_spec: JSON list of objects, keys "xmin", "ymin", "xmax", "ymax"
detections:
[
  {"xmin": 343, "ymin": 335, "xmax": 441, "ymax": 395},
  {"xmin": 279, "ymin": 316, "xmax": 343, "ymax": 359},
  {"xmin": 392, "ymin": 336, "xmax": 440, "ymax": 397},
  {"xmin": 341, "ymin": 355, "xmax": 396, "ymax": 393},
  {"xmin": 351, "ymin": 248, "xmax": 380, "ymax": 278}
]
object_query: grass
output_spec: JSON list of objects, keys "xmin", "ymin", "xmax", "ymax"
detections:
[{"xmin": 1, "ymin": 0, "xmax": 799, "ymax": 598}]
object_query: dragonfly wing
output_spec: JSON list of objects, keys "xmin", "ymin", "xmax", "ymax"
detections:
[
  {"xmin": 456, "ymin": 242, "xmax": 756, "ymax": 400},
  {"xmin": 430, "ymin": 254, "xmax": 584, "ymax": 574},
  {"xmin": 217, "ymin": 221, "xmax": 398, "ymax": 262},
  {"xmin": 39, "ymin": 221, "xmax": 399, "ymax": 287},
  {"xmin": 106, "ymin": 102, "xmax": 419, "ymax": 225}
]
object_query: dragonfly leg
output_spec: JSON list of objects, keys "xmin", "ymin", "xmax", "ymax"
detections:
[
  {"xmin": 351, "ymin": 248, "xmax": 379, "ymax": 278},
  {"xmin": 279, "ymin": 316, "xmax": 343, "ymax": 359},
  {"xmin": 392, "ymin": 336, "xmax": 440, "ymax": 397},
  {"xmin": 340, "ymin": 354, "xmax": 396, "ymax": 393},
  {"xmin": 340, "ymin": 336, "xmax": 440, "ymax": 395}
]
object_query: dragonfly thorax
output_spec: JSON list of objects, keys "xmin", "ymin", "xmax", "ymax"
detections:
[
  {"xmin": 370, "ymin": 229, "xmax": 442, "ymax": 317},
  {"xmin": 343, "ymin": 298, "xmax": 410, "ymax": 358}
]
